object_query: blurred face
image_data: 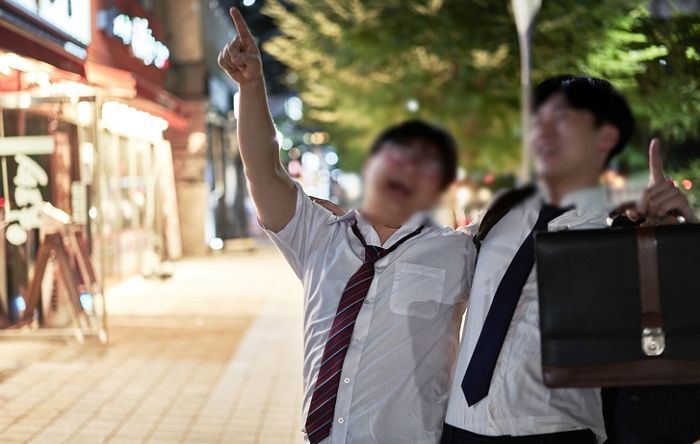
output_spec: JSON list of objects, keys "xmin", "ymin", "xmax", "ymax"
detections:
[
  {"xmin": 529, "ymin": 93, "xmax": 616, "ymax": 182},
  {"xmin": 362, "ymin": 139, "xmax": 445, "ymax": 223}
]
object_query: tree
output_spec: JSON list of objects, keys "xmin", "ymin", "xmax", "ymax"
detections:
[{"xmin": 263, "ymin": 0, "xmax": 700, "ymax": 172}]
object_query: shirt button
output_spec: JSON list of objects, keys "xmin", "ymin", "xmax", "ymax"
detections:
[
  {"xmin": 363, "ymin": 299, "xmax": 370, "ymax": 304},
  {"xmin": 488, "ymin": 404, "xmax": 497, "ymax": 414},
  {"xmin": 338, "ymin": 418, "xmax": 344, "ymax": 424},
  {"xmin": 344, "ymin": 377, "xmax": 350, "ymax": 383},
  {"xmin": 495, "ymin": 361, "xmax": 502, "ymax": 369}
]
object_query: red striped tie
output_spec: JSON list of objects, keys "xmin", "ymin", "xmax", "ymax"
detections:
[{"xmin": 304, "ymin": 222, "xmax": 423, "ymax": 443}]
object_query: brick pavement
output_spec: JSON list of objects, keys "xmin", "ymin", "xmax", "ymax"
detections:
[{"xmin": 0, "ymin": 246, "xmax": 304, "ymax": 444}]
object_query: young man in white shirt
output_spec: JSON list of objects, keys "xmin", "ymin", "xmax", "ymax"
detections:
[
  {"xmin": 441, "ymin": 76, "xmax": 698, "ymax": 444},
  {"xmin": 218, "ymin": 9, "xmax": 475, "ymax": 444}
]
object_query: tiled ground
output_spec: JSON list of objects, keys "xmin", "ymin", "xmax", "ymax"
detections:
[{"xmin": 0, "ymin": 246, "xmax": 304, "ymax": 444}]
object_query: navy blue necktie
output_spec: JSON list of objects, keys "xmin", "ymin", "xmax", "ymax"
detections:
[{"xmin": 461, "ymin": 203, "xmax": 571, "ymax": 406}]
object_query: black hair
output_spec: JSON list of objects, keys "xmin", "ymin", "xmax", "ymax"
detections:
[
  {"xmin": 369, "ymin": 119, "xmax": 458, "ymax": 189},
  {"xmin": 533, "ymin": 75, "xmax": 635, "ymax": 167}
]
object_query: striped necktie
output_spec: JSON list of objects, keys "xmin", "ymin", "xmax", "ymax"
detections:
[
  {"xmin": 461, "ymin": 203, "xmax": 571, "ymax": 406},
  {"xmin": 304, "ymin": 222, "xmax": 424, "ymax": 443}
]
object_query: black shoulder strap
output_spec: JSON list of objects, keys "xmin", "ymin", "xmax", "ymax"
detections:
[{"xmin": 473, "ymin": 184, "xmax": 537, "ymax": 252}]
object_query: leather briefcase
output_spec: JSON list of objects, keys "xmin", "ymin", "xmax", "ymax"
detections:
[{"xmin": 535, "ymin": 224, "xmax": 700, "ymax": 388}]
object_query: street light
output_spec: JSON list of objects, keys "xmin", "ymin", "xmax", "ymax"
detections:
[{"xmin": 512, "ymin": 0, "xmax": 542, "ymax": 183}]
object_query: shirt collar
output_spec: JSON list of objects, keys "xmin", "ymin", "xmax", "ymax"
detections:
[
  {"xmin": 329, "ymin": 209, "xmax": 435, "ymax": 247},
  {"xmin": 331, "ymin": 209, "xmax": 436, "ymax": 228},
  {"xmin": 537, "ymin": 181, "xmax": 613, "ymax": 215}
]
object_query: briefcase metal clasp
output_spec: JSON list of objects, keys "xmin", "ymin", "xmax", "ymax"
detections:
[{"xmin": 641, "ymin": 327, "xmax": 665, "ymax": 356}]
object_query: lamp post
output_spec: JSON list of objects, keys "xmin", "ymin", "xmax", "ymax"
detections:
[{"xmin": 512, "ymin": 0, "xmax": 542, "ymax": 183}]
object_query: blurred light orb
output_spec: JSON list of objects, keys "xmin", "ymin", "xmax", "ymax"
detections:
[
  {"xmin": 284, "ymin": 96, "xmax": 303, "ymax": 121},
  {"xmin": 324, "ymin": 151, "xmax": 339, "ymax": 166},
  {"xmin": 288, "ymin": 160, "xmax": 302, "ymax": 176},
  {"xmin": 14, "ymin": 296, "xmax": 26, "ymax": 313},
  {"xmin": 310, "ymin": 132, "xmax": 328, "ymax": 145},
  {"xmin": 288, "ymin": 147, "xmax": 301, "ymax": 160},
  {"xmin": 209, "ymin": 238, "xmax": 224, "ymax": 250},
  {"xmin": 330, "ymin": 168, "xmax": 342, "ymax": 181},
  {"xmin": 302, "ymin": 152, "xmax": 321, "ymax": 171},
  {"xmin": 80, "ymin": 292, "xmax": 94, "ymax": 313},
  {"xmin": 243, "ymin": 0, "xmax": 256, "ymax": 6},
  {"xmin": 478, "ymin": 187, "xmax": 493, "ymax": 202},
  {"xmin": 456, "ymin": 186, "xmax": 473, "ymax": 208},
  {"xmin": 406, "ymin": 99, "xmax": 419, "ymax": 112},
  {"xmin": 281, "ymin": 138, "xmax": 293, "ymax": 150},
  {"xmin": 338, "ymin": 173, "xmax": 362, "ymax": 201},
  {"xmin": 457, "ymin": 167, "xmax": 467, "ymax": 181},
  {"xmin": 682, "ymin": 179, "xmax": 693, "ymax": 190}
]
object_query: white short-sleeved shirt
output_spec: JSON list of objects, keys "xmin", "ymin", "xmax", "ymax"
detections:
[
  {"xmin": 263, "ymin": 183, "xmax": 476, "ymax": 444},
  {"xmin": 445, "ymin": 186, "xmax": 613, "ymax": 443}
]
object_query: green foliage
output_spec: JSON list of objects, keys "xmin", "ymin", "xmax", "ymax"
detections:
[{"xmin": 263, "ymin": 0, "xmax": 700, "ymax": 172}]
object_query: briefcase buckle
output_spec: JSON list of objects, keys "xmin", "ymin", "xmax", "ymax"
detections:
[{"xmin": 641, "ymin": 327, "xmax": 665, "ymax": 356}]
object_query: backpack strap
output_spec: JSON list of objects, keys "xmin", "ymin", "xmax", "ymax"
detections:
[{"xmin": 473, "ymin": 184, "xmax": 537, "ymax": 253}]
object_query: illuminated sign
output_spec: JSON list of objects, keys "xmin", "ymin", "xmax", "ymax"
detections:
[
  {"xmin": 6, "ymin": 0, "xmax": 92, "ymax": 45},
  {"xmin": 108, "ymin": 13, "xmax": 170, "ymax": 69},
  {"xmin": 3, "ymin": 154, "xmax": 48, "ymax": 245}
]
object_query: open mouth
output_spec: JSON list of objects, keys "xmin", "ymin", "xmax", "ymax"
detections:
[
  {"xmin": 385, "ymin": 179, "xmax": 414, "ymax": 199},
  {"xmin": 535, "ymin": 143, "xmax": 558, "ymax": 163}
]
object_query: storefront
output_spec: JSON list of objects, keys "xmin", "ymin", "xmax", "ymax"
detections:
[
  {"xmin": 0, "ymin": 0, "xmax": 187, "ymax": 326},
  {"xmin": 85, "ymin": 0, "xmax": 187, "ymax": 284}
]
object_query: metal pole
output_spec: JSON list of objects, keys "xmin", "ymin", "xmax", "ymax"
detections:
[{"xmin": 518, "ymin": 27, "xmax": 533, "ymax": 183}]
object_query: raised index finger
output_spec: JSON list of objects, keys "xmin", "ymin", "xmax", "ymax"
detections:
[
  {"xmin": 229, "ymin": 7, "xmax": 253, "ymax": 41},
  {"xmin": 648, "ymin": 138, "xmax": 664, "ymax": 185}
]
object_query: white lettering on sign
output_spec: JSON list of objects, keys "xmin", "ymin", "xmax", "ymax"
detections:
[
  {"xmin": 110, "ymin": 14, "xmax": 170, "ymax": 69},
  {"xmin": 7, "ymin": 0, "xmax": 92, "ymax": 45},
  {"xmin": 4, "ymin": 154, "xmax": 48, "ymax": 245}
]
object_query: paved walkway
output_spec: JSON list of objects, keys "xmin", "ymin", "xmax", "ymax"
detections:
[{"xmin": 0, "ymin": 246, "xmax": 304, "ymax": 444}]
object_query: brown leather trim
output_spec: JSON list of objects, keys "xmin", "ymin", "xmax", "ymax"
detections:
[
  {"xmin": 636, "ymin": 227, "xmax": 663, "ymax": 329},
  {"xmin": 543, "ymin": 360, "xmax": 700, "ymax": 388}
]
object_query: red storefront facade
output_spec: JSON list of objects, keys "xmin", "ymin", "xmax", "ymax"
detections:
[{"xmin": 0, "ymin": 0, "xmax": 187, "ymax": 325}]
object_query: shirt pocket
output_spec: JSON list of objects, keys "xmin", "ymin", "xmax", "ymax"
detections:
[{"xmin": 389, "ymin": 262, "xmax": 446, "ymax": 319}]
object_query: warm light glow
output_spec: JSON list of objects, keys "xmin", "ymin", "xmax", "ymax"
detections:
[
  {"xmin": 101, "ymin": 101, "xmax": 168, "ymax": 141},
  {"xmin": 76, "ymin": 101, "xmax": 94, "ymax": 126},
  {"xmin": 18, "ymin": 93, "xmax": 31, "ymax": 109},
  {"xmin": 338, "ymin": 172, "xmax": 362, "ymax": 201},
  {"xmin": 209, "ymin": 238, "xmax": 224, "ymax": 250},
  {"xmin": 682, "ymin": 179, "xmax": 693, "ymax": 190},
  {"xmin": 477, "ymin": 187, "xmax": 493, "ymax": 202},
  {"xmin": 456, "ymin": 186, "xmax": 473, "ymax": 208}
]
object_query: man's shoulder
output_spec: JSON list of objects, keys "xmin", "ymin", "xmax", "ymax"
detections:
[{"xmin": 420, "ymin": 225, "xmax": 476, "ymax": 254}]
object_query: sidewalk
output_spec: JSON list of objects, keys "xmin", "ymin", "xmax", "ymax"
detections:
[{"xmin": 0, "ymin": 246, "xmax": 304, "ymax": 444}]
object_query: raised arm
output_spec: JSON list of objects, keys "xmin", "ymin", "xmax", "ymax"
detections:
[{"xmin": 218, "ymin": 7, "xmax": 296, "ymax": 232}]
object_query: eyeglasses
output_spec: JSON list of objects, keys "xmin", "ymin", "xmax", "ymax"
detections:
[{"xmin": 382, "ymin": 144, "xmax": 443, "ymax": 177}]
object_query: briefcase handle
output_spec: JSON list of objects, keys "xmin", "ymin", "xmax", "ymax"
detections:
[{"xmin": 637, "ymin": 226, "xmax": 666, "ymax": 357}]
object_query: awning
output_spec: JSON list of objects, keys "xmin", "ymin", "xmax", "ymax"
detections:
[
  {"xmin": 85, "ymin": 62, "xmax": 190, "ymax": 131},
  {"xmin": 0, "ymin": 17, "xmax": 85, "ymax": 77}
]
